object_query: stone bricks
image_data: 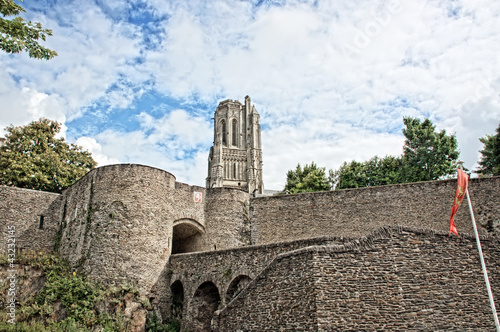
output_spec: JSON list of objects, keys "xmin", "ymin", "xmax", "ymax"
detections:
[
  {"xmin": 1, "ymin": 162, "xmax": 499, "ymax": 331},
  {"xmin": 213, "ymin": 227, "xmax": 500, "ymax": 331},
  {"xmin": 0, "ymin": 186, "xmax": 62, "ymax": 254},
  {"xmin": 250, "ymin": 176, "xmax": 500, "ymax": 245}
]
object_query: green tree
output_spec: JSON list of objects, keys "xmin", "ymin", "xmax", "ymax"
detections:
[
  {"xmin": 332, "ymin": 155, "xmax": 403, "ymax": 189},
  {"xmin": 0, "ymin": 0, "xmax": 57, "ymax": 59},
  {"xmin": 330, "ymin": 117, "xmax": 460, "ymax": 190},
  {"xmin": 0, "ymin": 118, "xmax": 96, "ymax": 193},
  {"xmin": 476, "ymin": 123, "xmax": 500, "ymax": 176},
  {"xmin": 282, "ymin": 162, "xmax": 331, "ymax": 194},
  {"xmin": 401, "ymin": 117, "xmax": 459, "ymax": 182}
]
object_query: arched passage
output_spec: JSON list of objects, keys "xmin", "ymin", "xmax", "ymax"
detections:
[
  {"xmin": 170, "ymin": 280, "xmax": 184, "ymax": 319},
  {"xmin": 172, "ymin": 219, "xmax": 205, "ymax": 254},
  {"xmin": 226, "ymin": 275, "xmax": 252, "ymax": 303},
  {"xmin": 192, "ymin": 281, "xmax": 221, "ymax": 331}
]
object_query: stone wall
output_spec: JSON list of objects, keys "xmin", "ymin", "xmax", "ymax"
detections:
[
  {"xmin": 152, "ymin": 236, "xmax": 347, "ymax": 330},
  {"xmin": 56, "ymin": 164, "xmax": 248, "ymax": 293},
  {"xmin": 204, "ymin": 188, "xmax": 251, "ymax": 250},
  {"xmin": 58, "ymin": 164, "xmax": 178, "ymax": 292},
  {"xmin": 2, "ymin": 166, "xmax": 500, "ymax": 330},
  {"xmin": 0, "ymin": 186, "xmax": 62, "ymax": 255},
  {"xmin": 250, "ymin": 176, "xmax": 500, "ymax": 245},
  {"xmin": 215, "ymin": 250, "xmax": 318, "ymax": 331},
  {"xmin": 213, "ymin": 227, "xmax": 500, "ymax": 331}
]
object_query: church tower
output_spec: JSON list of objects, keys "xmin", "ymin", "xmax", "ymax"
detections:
[{"xmin": 206, "ymin": 96, "xmax": 264, "ymax": 194}]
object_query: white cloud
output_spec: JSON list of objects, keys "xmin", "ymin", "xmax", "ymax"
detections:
[
  {"xmin": 75, "ymin": 137, "xmax": 121, "ymax": 166},
  {"xmin": 93, "ymin": 127, "xmax": 210, "ymax": 185},
  {"xmin": 0, "ymin": 68, "xmax": 67, "ymax": 135},
  {"xmin": 79, "ymin": 109, "xmax": 213, "ymax": 185},
  {"xmin": 137, "ymin": 109, "xmax": 212, "ymax": 147},
  {"xmin": 1, "ymin": 0, "xmax": 499, "ymax": 188},
  {"xmin": 262, "ymin": 121, "xmax": 404, "ymax": 190},
  {"xmin": 0, "ymin": 0, "xmax": 144, "ymax": 122}
]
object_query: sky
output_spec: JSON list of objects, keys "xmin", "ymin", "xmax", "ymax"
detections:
[{"xmin": 1, "ymin": 0, "xmax": 499, "ymax": 190}]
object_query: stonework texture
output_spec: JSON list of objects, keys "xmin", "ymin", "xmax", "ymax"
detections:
[
  {"xmin": 1, "ymin": 165, "xmax": 499, "ymax": 331},
  {"xmin": 0, "ymin": 186, "xmax": 62, "ymax": 255},
  {"xmin": 250, "ymin": 176, "xmax": 500, "ymax": 245},
  {"xmin": 153, "ymin": 236, "xmax": 344, "ymax": 330},
  {"xmin": 57, "ymin": 164, "xmax": 177, "ymax": 292},
  {"xmin": 2, "ymin": 98, "xmax": 500, "ymax": 331},
  {"xmin": 213, "ymin": 227, "xmax": 500, "ymax": 331}
]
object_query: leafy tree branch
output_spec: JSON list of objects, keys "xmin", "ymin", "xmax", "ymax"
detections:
[{"xmin": 0, "ymin": 0, "xmax": 57, "ymax": 59}]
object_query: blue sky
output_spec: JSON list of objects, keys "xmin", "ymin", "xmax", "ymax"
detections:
[{"xmin": 1, "ymin": 0, "xmax": 499, "ymax": 189}]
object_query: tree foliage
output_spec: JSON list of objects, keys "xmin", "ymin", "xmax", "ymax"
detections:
[
  {"xmin": 333, "ymin": 155, "xmax": 403, "ymax": 190},
  {"xmin": 0, "ymin": 0, "xmax": 57, "ymax": 59},
  {"xmin": 400, "ymin": 117, "xmax": 459, "ymax": 182},
  {"xmin": 282, "ymin": 162, "xmax": 331, "ymax": 194},
  {"xmin": 331, "ymin": 117, "xmax": 460, "ymax": 189},
  {"xmin": 476, "ymin": 123, "xmax": 500, "ymax": 176},
  {"xmin": 0, "ymin": 118, "xmax": 96, "ymax": 193}
]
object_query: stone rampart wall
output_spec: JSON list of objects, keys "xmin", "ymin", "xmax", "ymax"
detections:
[
  {"xmin": 0, "ymin": 186, "xmax": 62, "ymax": 255},
  {"xmin": 58, "ymin": 164, "xmax": 178, "ymax": 291},
  {"xmin": 152, "ymin": 236, "xmax": 346, "ymax": 329},
  {"xmin": 250, "ymin": 176, "xmax": 500, "ymax": 244},
  {"xmin": 213, "ymin": 227, "xmax": 500, "ymax": 331},
  {"xmin": 215, "ymin": 250, "xmax": 318, "ymax": 331},
  {"xmin": 56, "ymin": 164, "xmax": 248, "ymax": 292},
  {"xmin": 204, "ymin": 188, "xmax": 251, "ymax": 250}
]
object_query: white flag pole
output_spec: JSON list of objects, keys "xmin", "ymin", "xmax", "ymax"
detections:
[{"xmin": 458, "ymin": 161, "xmax": 500, "ymax": 331}]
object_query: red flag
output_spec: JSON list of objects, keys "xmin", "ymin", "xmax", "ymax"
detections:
[{"xmin": 449, "ymin": 169, "xmax": 469, "ymax": 236}]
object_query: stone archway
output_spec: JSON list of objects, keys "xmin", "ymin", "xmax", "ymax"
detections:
[
  {"xmin": 172, "ymin": 219, "xmax": 205, "ymax": 254},
  {"xmin": 225, "ymin": 275, "xmax": 252, "ymax": 303},
  {"xmin": 191, "ymin": 281, "xmax": 221, "ymax": 331},
  {"xmin": 170, "ymin": 280, "xmax": 184, "ymax": 319}
]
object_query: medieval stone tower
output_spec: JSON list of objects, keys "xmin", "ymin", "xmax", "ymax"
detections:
[{"xmin": 206, "ymin": 96, "xmax": 264, "ymax": 194}]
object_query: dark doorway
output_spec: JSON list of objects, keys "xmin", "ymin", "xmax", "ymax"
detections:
[
  {"xmin": 192, "ymin": 281, "xmax": 220, "ymax": 331},
  {"xmin": 171, "ymin": 280, "xmax": 184, "ymax": 319},
  {"xmin": 226, "ymin": 275, "xmax": 251, "ymax": 304},
  {"xmin": 172, "ymin": 220, "xmax": 204, "ymax": 254}
]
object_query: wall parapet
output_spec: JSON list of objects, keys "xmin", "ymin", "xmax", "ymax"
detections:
[
  {"xmin": 250, "ymin": 176, "xmax": 500, "ymax": 244},
  {"xmin": 0, "ymin": 186, "xmax": 63, "ymax": 255},
  {"xmin": 213, "ymin": 225, "xmax": 500, "ymax": 331}
]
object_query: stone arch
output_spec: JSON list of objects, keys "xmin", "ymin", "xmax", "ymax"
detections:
[
  {"xmin": 192, "ymin": 281, "xmax": 221, "ymax": 331},
  {"xmin": 225, "ymin": 275, "xmax": 252, "ymax": 303},
  {"xmin": 172, "ymin": 219, "xmax": 205, "ymax": 254},
  {"xmin": 170, "ymin": 280, "xmax": 184, "ymax": 319}
]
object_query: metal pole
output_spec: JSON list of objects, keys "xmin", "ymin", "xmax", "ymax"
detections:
[{"xmin": 464, "ymin": 188, "xmax": 500, "ymax": 331}]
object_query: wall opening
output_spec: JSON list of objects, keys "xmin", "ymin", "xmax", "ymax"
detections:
[
  {"xmin": 170, "ymin": 280, "xmax": 184, "ymax": 320},
  {"xmin": 226, "ymin": 275, "xmax": 252, "ymax": 303},
  {"xmin": 172, "ymin": 219, "xmax": 205, "ymax": 254},
  {"xmin": 232, "ymin": 119, "xmax": 238, "ymax": 146},
  {"xmin": 38, "ymin": 215, "xmax": 44, "ymax": 229},
  {"xmin": 221, "ymin": 120, "xmax": 227, "ymax": 146},
  {"xmin": 192, "ymin": 281, "xmax": 220, "ymax": 331}
]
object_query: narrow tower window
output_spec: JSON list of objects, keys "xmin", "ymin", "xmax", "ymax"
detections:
[
  {"xmin": 39, "ymin": 215, "xmax": 44, "ymax": 229},
  {"xmin": 221, "ymin": 120, "xmax": 227, "ymax": 145},
  {"xmin": 232, "ymin": 119, "xmax": 238, "ymax": 146}
]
